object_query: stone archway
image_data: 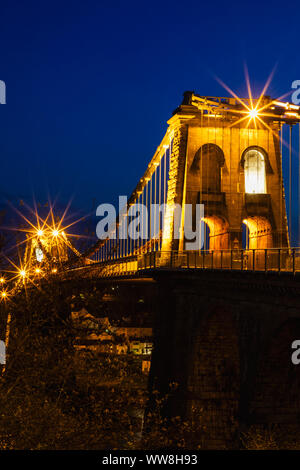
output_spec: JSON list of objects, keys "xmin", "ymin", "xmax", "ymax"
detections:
[
  {"xmin": 191, "ymin": 143, "xmax": 225, "ymax": 193},
  {"xmin": 243, "ymin": 216, "xmax": 273, "ymax": 249},
  {"xmin": 202, "ymin": 216, "xmax": 230, "ymax": 250},
  {"xmin": 187, "ymin": 305, "xmax": 240, "ymax": 448}
]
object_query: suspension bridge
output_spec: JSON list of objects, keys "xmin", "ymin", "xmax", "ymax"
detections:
[
  {"xmin": 3, "ymin": 90, "xmax": 300, "ymax": 449},
  {"xmin": 2, "ymin": 90, "xmax": 300, "ymax": 290},
  {"xmin": 61, "ymin": 91, "xmax": 300, "ymax": 279}
]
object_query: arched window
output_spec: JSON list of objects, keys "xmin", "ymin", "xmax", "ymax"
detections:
[
  {"xmin": 191, "ymin": 144, "xmax": 225, "ymax": 192},
  {"xmin": 244, "ymin": 148, "xmax": 266, "ymax": 194}
]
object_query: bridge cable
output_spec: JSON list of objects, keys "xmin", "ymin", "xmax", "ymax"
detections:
[
  {"xmin": 289, "ymin": 125, "xmax": 292, "ymax": 241},
  {"xmin": 280, "ymin": 123, "xmax": 283, "ymax": 248},
  {"xmin": 298, "ymin": 122, "xmax": 300, "ymax": 247}
]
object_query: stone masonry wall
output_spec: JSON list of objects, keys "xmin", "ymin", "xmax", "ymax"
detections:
[
  {"xmin": 149, "ymin": 270, "xmax": 300, "ymax": 449},
  {"xmin": 161, "ymin": 124, "xmax": 188, "ymax": 252}
]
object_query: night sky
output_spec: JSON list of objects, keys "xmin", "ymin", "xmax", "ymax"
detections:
[{"xmin": 0, "ymin": 1, "xmax": 299, "ymax": 240}]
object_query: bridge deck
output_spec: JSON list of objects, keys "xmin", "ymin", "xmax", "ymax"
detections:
[{"xmin": 67, "ymin": 248, "xmax": 300, "ymax": 278}]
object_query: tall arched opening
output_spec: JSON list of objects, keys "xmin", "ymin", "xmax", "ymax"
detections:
[
  {"xmin": 202, "ymin": 216, "xmax": 229, "ymax": 250},
  {"xmin": 242, "ymin": 147, "xmax": 267, "ymax": 195},
  {"xmin": 242, "ymin": 216, "xmax": 272, "ymax": 250},
  {"xmin": 191, "ymin": 143, "xmax": 225, "ymax": 193}
]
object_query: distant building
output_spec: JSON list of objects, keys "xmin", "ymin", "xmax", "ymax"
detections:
[
  {"xmin": 72, "ymin": 309, "xmax": 153, "ymax": 359},
  {"xmin": 142, "ymin": 360, "xmax": 151, "ymax": 374},
  {"xmin": 129, "ymin": 341, "xmax": 153, "ymax": 355}
]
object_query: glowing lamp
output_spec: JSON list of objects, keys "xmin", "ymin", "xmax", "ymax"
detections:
[
  {"xmin": 52, "ymin": 268, "xmax": 57, "ymax": 273},
  {"xmin": 37, "ymin": 230, "xmax": 44, "ymax": 237},
  {"xmin": 52, "ymin": 229, "xmax": 59, "ymax": 237},
  {"xmin": 244, "ymin": 149, "xmax": 266, "ymax": 194},
  {"xmin": 35, "ymin": 268, "xmax": 41, "ymax": 274},
  {"xmin": 0, "ymin": 278, "xmax": 5, "ymax": 284},
  {"xmin": 1, "ymin": 291, "xmax": 7, "ymax": 298},
  {"xmin": 20, "ymin": 270, "xmax": 26, "ymax": 278},
  {"xmin": 249, "ymin": 108, "xmax": 258, "ymax": 119}
]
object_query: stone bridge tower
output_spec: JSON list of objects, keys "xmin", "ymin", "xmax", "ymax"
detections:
[{"xmin": 161, "ymin": 91, "xmax": 290, "ymax": 252}]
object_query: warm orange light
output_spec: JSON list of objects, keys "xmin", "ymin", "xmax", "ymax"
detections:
[
  {"xmin": 285, "ymin": 112, "xmax": 299, "ymax": 118},
  {"xmin": 1, "ymin": 291, "xmax": 7, "ymax": 298},
  {"xmin": 52, "ymin": 268, "xmax": 57, "ymax": 273},
  {"xmin": 0, "ymin": 277, "xmax": 5, "ymax": 284},
  {"xmin": 52, "ymin": 229, "xmax": 59, "ymax": 237},
  {"xmin": 35, "ymin": 268, "xmax": 41, "ymax": 274},
  {"xmin": 249, "ymin": 108, "xmax": 258, "ymax": 119},
  {"xmin": 20, "ymin": 270, "xmax": 26, "ymax": 278},
  {"xmin": 37, "ymin": 229, "xmax": 44, "ymax": 237}
]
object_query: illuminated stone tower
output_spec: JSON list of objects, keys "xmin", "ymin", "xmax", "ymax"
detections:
[
  {"xmin": 23, "ymin": 228, "xmax": 70, "ymax": 273},
  {"xmin": 161, "ymin": 91, "xmax": 294, "ymax": 252}
]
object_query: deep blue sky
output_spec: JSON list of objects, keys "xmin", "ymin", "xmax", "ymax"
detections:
[{"xmin": 0, "ymin": 0, "xmax": 299, "ymax": 238}]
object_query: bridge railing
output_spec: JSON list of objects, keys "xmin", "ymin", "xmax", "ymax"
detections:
[
  {"xmin": 69, "ymin": 248, "xmax": 300, "ymax": 277},
  {"xmin": 136, "ymin": 248, "xmax": 300, "ymax": 274}
]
